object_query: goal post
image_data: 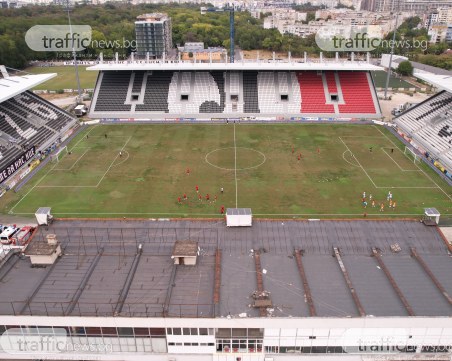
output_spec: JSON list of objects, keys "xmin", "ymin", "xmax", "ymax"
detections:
[
  {"xmin": 404, "ymin": 146, "xmax": 421, "ymax": 164},
  {"xmin": 50, "ymin": 145, "xmax": 68, "ymax": 163}
]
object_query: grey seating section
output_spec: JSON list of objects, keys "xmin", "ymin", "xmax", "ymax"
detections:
[
  {"xmin": 243, "ymin": 71, "xmax": 260, "ymax": 113},
  {"xmin": 132, "ymin": 71, "xmax": 145, "ymax": 93},
  {"xmin": 94, "ymin": 71, "xmax": 132, "ymax": 112},
  {"xmin": 0, "ymin": 113, "xmax": 22, "ymax": 139},
  {"xmin": 0, "ymin": 106, "xmax": 35, "ymax": 133},
  {"xmin": 1, "ymin": 91, "xmax": 75, "ymax": 132},
  {"xmin": 136, "ymin": 71, "xmax": 173, "ymax": 112}
]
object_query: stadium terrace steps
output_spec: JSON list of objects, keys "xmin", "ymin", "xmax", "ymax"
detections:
[
  {"xmin": 325, "ymin": 71, "xmax": 338, "ymax": 94},
  {"xmin": 243, "ymin": 71, "xmax": 260, "ymax": 113},
  {"xmin": 337, "ymin": 72, "xmax": 376, "ymax": 114},
  {"xmin": 136, "ymin": 71, "xmax": 173, "ymax": 112},
  {"xmin": 211, "ymin": 71, "xmax": 226, "ymax": 112},
  {"xmin": 395, "ymin": 90, "xmax": 452, "ymax": 170},
  {"xmin": 94, "ymin": 71, "xmax": 132, "ymax": 112},
  {"xmin": 90, "ymin": 70, "xmax": 382, "ymax": 117},
  {"xmin": 297, "ymin": 72, "xmax": 334, "ymax": 113},
  {"xmin": 132, "ymin": 71, "xmax": 145, "ymax": 93}
]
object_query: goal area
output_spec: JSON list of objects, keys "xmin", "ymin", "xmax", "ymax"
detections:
[
  {"xmin": 403, "ymin": 146, "xmax": 421, "ymax": 164},
  {"xmin": 50, "ymin": 146, "xmax": 68, "ymax": 163}
]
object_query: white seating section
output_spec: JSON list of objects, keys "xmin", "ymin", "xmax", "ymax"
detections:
[
  {"xmin": 288, "ymin": 72, "xmax": 302, "ymax": 114},
  {"xmin": 167, "ymin": 73, "xmax": 182, "ymax": 114},
  {"xmin": 14, "ymin": 93, "xmax": 58, "ymax": 121},
  {"xmin": 395, "ymin": 90, "xmax": 452, "ymax": 169}
]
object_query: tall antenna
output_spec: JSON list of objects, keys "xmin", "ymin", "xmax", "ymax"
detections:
[{"xmin": 66, "ymin": 0, "xmax": 82, "ymax": 102}]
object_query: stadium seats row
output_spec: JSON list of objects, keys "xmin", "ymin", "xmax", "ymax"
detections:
[
  {"xmin": 92, "ymin": 70, "xmax": 380, "ymax": 116},
  {"xmin": 0, "ymin": 91, "xmax": 76, "ymax": 171}
]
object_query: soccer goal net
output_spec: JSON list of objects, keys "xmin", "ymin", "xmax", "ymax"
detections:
[
  {"xmin": 50, "ymin": 146, "xmax": 68, "ymax": 163},
  {"xmin": 404, "ymin": 146, "xmax": 421, "ymax": 164}
]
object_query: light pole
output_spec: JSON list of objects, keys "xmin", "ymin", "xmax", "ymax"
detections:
[
  {"xmin": 384, "ymin": 11, "xmax": 399, "ymax": 100},
  {"xmin": 66, "ymin": 0, "xmax": 82, "ymax": 102}
]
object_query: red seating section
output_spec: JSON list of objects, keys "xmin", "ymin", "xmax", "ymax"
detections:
[
  {"xmin": 325, "ymin": 71, "xmax": 337, "ymax": 93},
  {"xmin": 297, "ymin": 72, "xmax": 334, "ymax": 113},
  {"xmin": 338, "ymin": 72, "xmax": 376, "ymax": 114}
]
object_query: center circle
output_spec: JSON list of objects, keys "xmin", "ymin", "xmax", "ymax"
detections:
[{"xmin": 205, "ymin": 147, "xmax": 266, "ymax": 171}]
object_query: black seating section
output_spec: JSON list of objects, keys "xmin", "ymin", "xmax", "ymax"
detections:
[
  {"xmin": 136, "ymin": 71, "xmax": 172, "ymax": 112},
  {"xmin": 132, "ymin": 71, "xmax": 145, "ymax": 93},
  {"xmin": 199, "ymin": 100, "xmax": 223, "ymax": 113},
  {"xmin": 243, "ymin": 71, "xmax": 260, "ymax": 113},
  {"xmin": 95, "ymin": 71, "xmax": 132, "ymax": 112},
  {"xmin": 438, "ymin": 124, "xmax": 452, "ymax": 144},
  {"xmin": 415, "ymin": 93, "xmax": 452, "ymax": 121},
  {"xmin": 211, "ymin": 71, "xmax": 226, "ymax": 112}
]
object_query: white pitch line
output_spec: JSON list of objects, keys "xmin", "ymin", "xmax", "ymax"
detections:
[
  {"xmin": 9, "ymin": 158, "xmax": 60, "ymax": 213},
  {"xmin": 339, "ymin": 136, "xmax": 378, "ymax": 189},
  {"xmin": 69, "ymin": 125, "xmax": 98, "ymax": 152},
  {"xmin": 12, "ymin": 211, "xmax": 452, "ymax": 216},
  {"xmin": 342, "ymin": 150, "xmax": 360, "ymax": 168},
  {"xmin": 53, "ymin": 148, "xmax": 90, "ymax": 171},
  {"xmin": 381, "ymin": 148, "xmax": 421, "ymax": 172},
  {"xmin": 96, "ymin": 136, "xmax": 132, "ymax": 187},
  {"xmin": 373, "ymin": 125, "xmax": 452, "ymax": 201},
  {"xmin": 233, "ymin": 122, "xmax": 238, "ymax": 208}
]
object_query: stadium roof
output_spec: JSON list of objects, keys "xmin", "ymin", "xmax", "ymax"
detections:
[
  {"xmin": 414, "ymin": 71, "xmax": 452, "ymax": 93},
  {"xmin": 0, "ymin": 219, "xmax": 450, "ymax": 319},
  {"xmin": 87, "ymin": 60, "xmax": 383, "ymax": 72},
  {"xmin": 0, "ymin": 73, "xmax": 56, "ymax": 103}
]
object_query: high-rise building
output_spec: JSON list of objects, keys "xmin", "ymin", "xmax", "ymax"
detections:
[{"xmin": 135, "ymin": 13, "xmax": 172, "ymax": 58}]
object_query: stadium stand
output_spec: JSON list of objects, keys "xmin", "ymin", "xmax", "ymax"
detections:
[
  {"xmin": 338, "ymin": 72, "xmax": 376, "ymax": 114},
  {"xmin": 90, "ymin": 69, "xmax": 381, "ymax": 117},
  {"xmin": 136, "ymin": 71, "xmax": 173, "ymax": 112},
  {"xmin": 242, "ymin": 71, "xmax": 260, "ymax": 113},
  {"xmin": 395, "ymin": 90, "xmax": 452, "ymax": 172},
  {"xmin": 94, "ymin": 71, "xmax": 132, "ymax": 112},
  {"xmin": 297, "ymin": 71, "xmax": 334, "ymax": 113},
  {"xmin": 0, "ymin": 90, "xmax": 76, "ymax": 173}
]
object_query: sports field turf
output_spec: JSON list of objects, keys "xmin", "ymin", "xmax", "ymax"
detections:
[
  {"xmin": 25, "ymin": 66, "xmax": 98, "ymax": 91},
  {"xmin": 3, "ymin": 123, "xmax": 451, "ymax": 218},
  {"xmin": 371, "ymin": 71, "xmax": 414, "ymax": 89}
]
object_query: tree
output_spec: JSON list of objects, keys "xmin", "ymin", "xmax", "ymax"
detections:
[{"xmin": 397, "ymin": 60, "xmax": 413, "ymax": 76}]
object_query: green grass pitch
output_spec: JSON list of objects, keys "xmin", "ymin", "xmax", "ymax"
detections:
[{"xmin": 3, "ymin": 123, "xmax": 451, "ymax": 218}]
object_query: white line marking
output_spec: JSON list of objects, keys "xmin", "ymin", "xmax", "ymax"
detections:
[
  {"xmin": 205, "ymin": 147, "xmax": 266, "ymax": 171},
  {"xmin": 11, "ymin": 211, "xmax": 452, "ymax": 216},
  {"xmin": 233, "ymin": 122, "xmax": 238, "ymax": 208},
  {"xmin": 96, "ymin": 136, "xmax": 132, "ymax": 187},
  {"xmin": 53, "ymin": 148, "xmax": 90, "ymax": 171},
  {"xmin": 381, "ymin": 148, "xmax": 420, "ymax": 172},
  {"xmin": 111, "ymin": 150, "xmax": 130, "ymax": 168},
  {"xmin": 339, "ymin": 136, "xmax": 378, "ymax": 189},
  {"xmin": 342, "ymin": 150, "xmax": 360, "ymax": 168},
  {"xmin": 373, "ymin": 125, "xmax": 452, "ymax": 201},
  {"xmin": 69, "ymin": 125, "xmax": 98, "ymax": 151}
]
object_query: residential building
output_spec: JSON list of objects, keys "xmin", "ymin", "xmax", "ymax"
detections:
[{"xmin": 135, "ymin": 13, "xmax": 172, "ymax": 58}]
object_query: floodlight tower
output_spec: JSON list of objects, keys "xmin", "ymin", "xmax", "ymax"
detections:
[
  {"xmin": 201, "ymin": 5, "xmax": 235, "ymax": 63},
  {"xmin": 66, "ymin": 0, "xmax": 82, "ymax": 102}
]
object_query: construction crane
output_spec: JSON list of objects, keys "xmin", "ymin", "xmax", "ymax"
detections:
[{"xmin": 201, "ymin": 5, "xmax": 235, "ymax": 63}]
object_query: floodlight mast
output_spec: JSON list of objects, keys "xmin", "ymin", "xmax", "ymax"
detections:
[
  {"xmin": 66, "ymin": 0, "xmax": 82, "ymax": 102},
  {"xmin": 201, "ymin": 5, "xmax": 235, "ymax": 63}
]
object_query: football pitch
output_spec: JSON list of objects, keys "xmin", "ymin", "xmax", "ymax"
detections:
[{"xmin": 3, "ymin": 123, "xmax": 451, "ymax": 218}]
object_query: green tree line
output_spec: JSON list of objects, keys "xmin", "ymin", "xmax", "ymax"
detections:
[{"xmin": 0, "ymin": 2, "xmax": 323, "ymax": 68}]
